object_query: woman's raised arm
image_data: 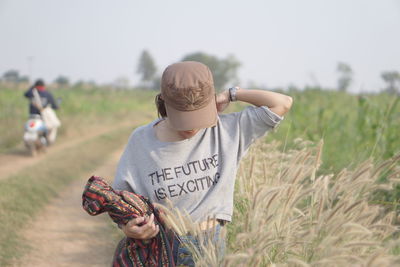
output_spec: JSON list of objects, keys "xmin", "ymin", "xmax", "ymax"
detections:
[{"xmin": 216, "ymin": 88, "xmax": 293, "ymax": 116}]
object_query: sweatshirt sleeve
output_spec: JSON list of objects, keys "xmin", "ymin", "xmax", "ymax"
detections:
[
  {"xmin": 24, "ymin": 87, "xmax": 33, "ymax": 98},
  {"xmin": 237, "ymin": 106, "xmax": 283, "ymax": 160},
  {"xmin": 47, "ymin": 93, "xmax": 59, "ymax": 109}
]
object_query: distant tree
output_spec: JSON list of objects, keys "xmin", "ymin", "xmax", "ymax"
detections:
[
  {"xmin": 381, "ymin": 71, "xmax": 400, "ymax": 94},
  {"xmin": 2, "ymin": 70, "xmax": 19, "ymax": 83},
  {"xmin": 73, "ymin": 80, "xmax": 94, "ymax": 89},
  {"xmin": 181, "ymin": 52, "xmax": 241, "ymax": 90},
  {"xmin": 336, "ymin": 62, "xmax": 353, "ymax": 92},
  {"xmin": 87, "ymin": 80, "xmax": 97, "ymax": 87},
  {"xmin": 137, "ymin": 50, "xmax": 157, "ymax": 85},
  {"xmin": 113, "ymin": 76, "xmax": 130, "ymax": 90},
  {"xmin": 152, "ymin": 75, "xmax": 161, "ymax": 91},
  {"xmin": 73, "ymin": 80, "xmax": 85, "ymax": 88},
  {"xmin": 54, "ymin": 75, "xmax": 70, "ymax": 87},
  {"xmin": 73, "ymin": 80, "xmax": 97, "ymax": 90}
]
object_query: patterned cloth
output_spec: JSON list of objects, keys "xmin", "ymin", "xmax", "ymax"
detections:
[{"xmin": 82, "ymin": 176, "xmax": 175, "ymax": 267}]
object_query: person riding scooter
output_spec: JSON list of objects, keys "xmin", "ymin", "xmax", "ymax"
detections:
[{"xmin": 24, "ymin": 79, "xmax": 60, "ymax": 144}]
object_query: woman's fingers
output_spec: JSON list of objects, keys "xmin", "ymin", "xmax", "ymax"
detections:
[
  {"xmin": 127, "ymin": 216, "xmax": 145, "ymax": 227},
  {"xmin": 144, "ymin": 213, "xmax": 154, "ymax": 224},
  {"xmin": 149, "ymin": 225, "xmax": 160, "ymax": 238},
  {"xmin": 141, "ymin": 214, "xmax": 160, "ymax": 239},
  {"xmin": 216, "ymin": 91, "xmax": 230, "ymax": 112},
  {"xmin": 142, "ymin": 214, "xmax": 156, "ymax": 231},
  {"xmin": 123, "ymin": 216, "xmax": 146, "ymax": 238},
  {"xmin": 142, "ymin": 222, "xmax": 159, "ymax": 239},
  {"xmin": 123, "ymin": 214, "xmax": 159, "ymax": 239}
]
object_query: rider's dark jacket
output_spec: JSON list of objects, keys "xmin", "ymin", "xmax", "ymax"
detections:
[{"xmin": 24, "ymin": 87, "xmax": 59, "ymax": 115}]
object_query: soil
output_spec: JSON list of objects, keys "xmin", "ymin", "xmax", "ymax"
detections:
[{"xmin": 12, "ymin": 148, "xmax": 124, "ymax": 266}]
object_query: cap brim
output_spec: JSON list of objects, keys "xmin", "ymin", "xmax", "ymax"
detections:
[{"xmin": 165, "ymin": 96, "xmax": 218, "ymax": 131}]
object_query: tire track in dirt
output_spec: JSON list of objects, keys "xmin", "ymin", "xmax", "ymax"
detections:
[{"xmin": 12, "ymin": 148, "xmax": 125, "ymax": 267}]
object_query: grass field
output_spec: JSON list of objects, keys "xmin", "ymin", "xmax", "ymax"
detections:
[
  {"xmin": 1, "ymin": 86, "xmax": 399, "ymax": 266},
  {"xmin": 0, "ymin": 87, "xmax": 156, "ymax": 152},
  {"xmin": 2, "ymin": 86, "xmax": 399, "ymax": 172},
  {"xmin": 263, "ymin": 89, "xmax": 400, "ymax": 173}
]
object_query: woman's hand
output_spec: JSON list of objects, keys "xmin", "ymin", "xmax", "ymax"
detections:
[
  {"xmin": 121, "ymin": 213, "xmax": 160, "ymax": 240},
  {"xmin": 216, "ymin": 90, "xmax": 230, "ymax": 113}
]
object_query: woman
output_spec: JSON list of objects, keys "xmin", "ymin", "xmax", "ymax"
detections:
[{"xmin": 113, "ymin": 61, "xmax": 293, "ymax": 265}]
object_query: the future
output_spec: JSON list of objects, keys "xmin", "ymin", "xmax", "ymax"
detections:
[{"xmin": 148, "ymin": 154, "xmax": 219, "ymax": 186}]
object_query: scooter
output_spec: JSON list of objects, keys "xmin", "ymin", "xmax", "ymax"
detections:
[{"xmin": 23, "ymin": 114, "xmax": 48, "ymax": 156}]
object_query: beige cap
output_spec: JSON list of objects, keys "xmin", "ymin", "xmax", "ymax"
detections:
[{"xmin": 161, "ymin": 61, "xmax": 218, "ymax": 131}]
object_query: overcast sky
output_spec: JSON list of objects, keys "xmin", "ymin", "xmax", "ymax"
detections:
[{"xmin": 0, "ymin": 0, "xmax": 399, "ymax": 92}]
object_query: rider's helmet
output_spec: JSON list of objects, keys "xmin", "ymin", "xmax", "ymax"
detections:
[{"xmin": 34, "ymin": 79, "xmax": 45, "ymax": 87}]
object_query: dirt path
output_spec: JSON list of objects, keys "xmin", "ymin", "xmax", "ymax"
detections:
[
  {"xmin": 0, "ymin": 120, "xmax": 136, "ymax": 180},
  {"xmin": 2, "ymin": 114, "xmax": 153, "ymax": 266},
  {"xmin": 13, "ymin": 148, "xmax": 125, "ymax": 267}
]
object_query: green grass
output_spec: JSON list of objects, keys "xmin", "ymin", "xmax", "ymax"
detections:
[
  {"xmin": 226, "ymin": 88, "xmax": 400, "ymax": 213},
  {"xmin": 223, "ymin": 89, "xmax": 400, "ymax": 173},
  {"xmin": 3, "ymin": 86, "xmax": 398, "ymax": 172},
  {"xmin": 0, "ymin": 86, "xmax": 157, "ymax": 152},
  {"xmin": 1, "ymin": 85, "xmax": 399, "ymax": 264},
  {"xmin": 271, "ymin": 89, "xmax": 400, "ymax": 212},
  {"xmin": 262, "ymin": 89, "xmax": 400, "ymax": 173},
  {"xmin": 0, "ymin": 88, "xmax": 27, "ymax": 150}
]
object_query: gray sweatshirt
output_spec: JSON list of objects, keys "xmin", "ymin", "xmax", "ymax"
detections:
[{"xmin": 113, "ymin": 106, "xmax": 283, "ymax": 222}]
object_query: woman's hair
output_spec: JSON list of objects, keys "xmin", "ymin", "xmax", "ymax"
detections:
[{"xmin": 155, "ymin": 93, "xmax": 167, "ymax": 118}]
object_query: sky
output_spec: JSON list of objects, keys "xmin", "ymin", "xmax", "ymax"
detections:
[{"xmin": 0, "ymin": 0, "xmax": 399, "ymax": 92}]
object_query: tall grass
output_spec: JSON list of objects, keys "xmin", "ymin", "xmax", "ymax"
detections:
[
  {"xmin": 162, "ymin": 140, "xmax": 400, "ymax": 266},
  {"xmin": 265, "ymin": 89, "xmax": 400, "ymax": 174},
  {"xmin": 228, "ymin": 140, "xmax": 399, "ymax": 266},
  {"xmin": 0, "ymin": 88, "xmax": 27, "ymax": 150}
]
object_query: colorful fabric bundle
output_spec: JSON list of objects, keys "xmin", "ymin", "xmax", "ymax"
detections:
[{"xmin": 82, "ymin": 176, "xmax": 175, "ymax": 267}]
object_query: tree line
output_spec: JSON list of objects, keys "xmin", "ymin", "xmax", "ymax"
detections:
[
  {"xmin": 137, "ymin": 51, "xmax": 400, "ymax": 94},
  {"xmin": 336, "ymin": 62, "xmax": 400, "ymax": 94},
  {"xmin": 1, "ymin": 70, "xmax": 71, "ymax": 88},
  {"xmin": 136, "ymin": 50, "xmax": 241, "ymax": 91},
  {"xmin": 1, "ymin": 52, "xmax": 399, "ymax": 94}
]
